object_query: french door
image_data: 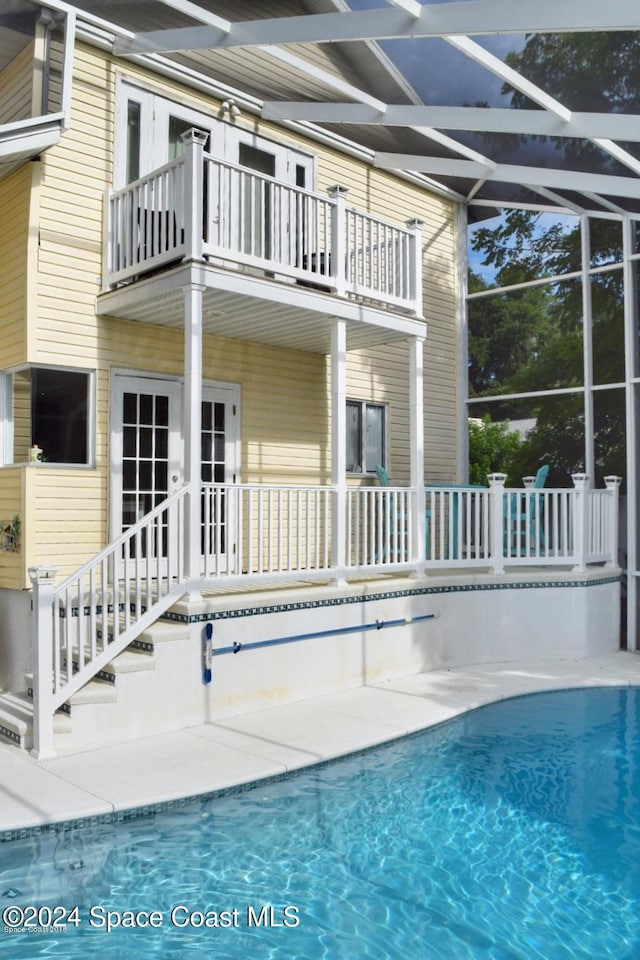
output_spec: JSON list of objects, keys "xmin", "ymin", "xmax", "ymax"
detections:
[
  {"xmin": 224, "ymin": 128, "xmax": 314, "ymax": 267},
  {"xmin": 111, "ymin": 375, "xmax": 237, "ymax": 574}
]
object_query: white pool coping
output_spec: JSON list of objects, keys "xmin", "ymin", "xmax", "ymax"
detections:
[{"xmin": 2, "ymin": 651, "xmax": 640, "ymax": 834}]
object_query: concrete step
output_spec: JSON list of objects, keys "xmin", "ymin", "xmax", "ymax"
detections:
[
  {"xmin": 0, "ymin": 691, "xmax": 71, "ymax": 750},
  {"xmin": 67, "ymin": 644, "xmax": 156, "ymax": 680},
  {"xmin": 25, "ymin": 673, "xmax": 118, "ymax": 712},
  {"xmin": 4, "ymin": 609, "xmax": 190, "ymax": 751}
]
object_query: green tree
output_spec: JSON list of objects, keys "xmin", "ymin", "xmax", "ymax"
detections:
[
  {"xmin": 467, "ymin": 26, "xmax": 633, "ymax": 486},
  {"xmin": 468, "ymin": 269, "xmax": 555, "ymax": 397},
  {"xmin": 468, "ymin": 416, "xmax": 522, "ymax": 485}
]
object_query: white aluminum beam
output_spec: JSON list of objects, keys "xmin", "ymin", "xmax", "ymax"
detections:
[
  {"xmin": 373, "ymin": 154, "xmax": 640, "ymax": 200},
  {"xmin": 262, "ymin": 102, "xmax": 640, "ymax": 143},
  {"xmin": 115, "ymin": 1, "xmax": 640, "ymax": 55},
  {"xmin": 528, "ymin": 185, "xmax": 586, "ymax": 215},
  {"xmin": 385, "ymin": 0, "xmax": 422, "ymax": 17},
  {"xmin": 447, "ymin": 37, "xmax": 640, "ymax": 179},
  {"xmin": 446, "ymin": 35, "xmax": 570, "ymax": 121}
]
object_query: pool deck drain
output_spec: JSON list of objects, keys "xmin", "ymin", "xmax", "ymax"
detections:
[{"xmin": 1, "ymin": 652, "xmax": 640, "ymax": 833}]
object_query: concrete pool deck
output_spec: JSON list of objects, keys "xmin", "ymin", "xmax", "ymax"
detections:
[{"xmin": 2, "ymin": 651, "xmax": 640, "ymax": 834}]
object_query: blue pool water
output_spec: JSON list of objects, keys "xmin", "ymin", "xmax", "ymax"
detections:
[{"xmin": 2, "ymin": 686, "xmax": 640, "ymax": 959}]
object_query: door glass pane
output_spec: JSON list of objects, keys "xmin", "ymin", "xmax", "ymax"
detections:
[
  {"xmin": 346, "ymin": 402, "xmax": 362, "ymax": 473},
  {"xmin": 365, "ymin": 404, "xmax": 384, "ymax": 474},
  {"xmin": 126, "ymin": 100, "xmax": 141, "ymax": 183},
  {"xmin": 239, "ymin": 143, "xmax": 275, "ymax": 259},
  {"xmin": 168, "ymin": 116, "xmax": 194, "ymax": 162},
  {"xmin": 201, "ymin": 399, "xmax": 228, "ymax": 557},
  {"xmin": 121, "ymin": 389, "xmax": 171, "ymax": 547}
]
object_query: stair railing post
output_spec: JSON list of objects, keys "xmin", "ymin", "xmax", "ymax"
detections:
[
  {"xmin": 488, "ymin": 473, "xmax": 507, "ymax": 575},
  {"xmin": 28, "ymin": 566, "xmax": 57, "ymax": 760},
  {"xmin": 571, "ymin": 473, "xmax": 589, "ymax": 572},
  {"xmin": 328, "ymin": 185, "xmax": 348, "ymax": 298},
  {"xmin": 604, "ymin": 475, "xmax": 622, "ymax": 568}
]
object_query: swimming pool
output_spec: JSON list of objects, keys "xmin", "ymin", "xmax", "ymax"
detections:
[{"xmin": 1, "ymin": 686, "xmax": 639, "ymax": 959}]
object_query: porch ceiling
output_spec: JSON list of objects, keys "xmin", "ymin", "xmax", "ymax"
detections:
[{"xmin": 96, "ymin": 262, "xmax": 426, "ymax": 353}]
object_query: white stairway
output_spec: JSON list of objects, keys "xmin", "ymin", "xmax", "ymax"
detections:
[{"xmin": 0, "ymin": 619, "xmax": 191, "ymax": 753}]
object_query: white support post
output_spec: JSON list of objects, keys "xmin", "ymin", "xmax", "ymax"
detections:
[
  {"xmin": 571, "ymin": 473, "xmax": 590, "ymax": 572},
  {"xmin": 406, "ymin": 218, "xmax": 424, "ymax": 316},
  {"xmin": 604, "ymin": 475, "xmax": 622, "ymax": 568},
  {"xmin": 28, "ymin": 567, "xmax": 57, "ymax": 761},
  {"xmin": 488, "ymin": 473, "xmax": 506, "ymax": 575},
  {"xmin": 580, "ymin": 217, "xmax": 595, "ymax": 481},
  {"xmin": 183, "ymin": 284, "xmax": 204, "ymax": 594},
  {"xmin": 331, "ymin": 319, "xmax": 347, "ymax": 585},
  {"xmin": 622, "ymin": 215, "xmax": 638, "ymax": 649},
  {"xmin": 410, "ymin": 335, "xmax": 426, "ymax": 576},
  {"xmin": 181, "ymin": 127, "xmax": 208, "ymax": 263},
  {"xmin": 328, "ymin": 186, "xmax": 348, "ymax": 298}
]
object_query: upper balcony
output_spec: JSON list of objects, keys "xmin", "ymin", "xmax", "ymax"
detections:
[{"xmin": 100, "ymin": 132, "xmax": 424, "ymax": 352}]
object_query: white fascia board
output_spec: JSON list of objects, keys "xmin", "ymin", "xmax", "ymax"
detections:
[
  {"xmin": 116, "ymin": 1, "xmax": 640, "ymax": 54},
  {"xmin": 0, "ymin": 114, "xmax": 64, "ymax": 159},
  {"xmin": 264, "ymin": 103, "xmax": 640, "ymax": 144},
  {"xmin": 376, "ymin": 153, "xmax": 640, "ymax": 200}
]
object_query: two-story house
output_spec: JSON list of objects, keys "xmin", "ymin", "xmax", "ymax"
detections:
[{"xmin": 0, "ymin": 0, "xmax": 621, "ymax": 758}]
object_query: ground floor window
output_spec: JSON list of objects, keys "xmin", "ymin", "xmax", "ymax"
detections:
[
  {"xmin": 1, "ymin": 366, "xmax": 93, "ymax": 465},
  {"xmin": 346, "ymin": 400, "xmax": 386, "ymax": 474}
]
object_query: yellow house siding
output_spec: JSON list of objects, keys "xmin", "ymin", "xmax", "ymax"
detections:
[
  {"xmin": 20, "ymin": 41, "xmax": 459, "ymax": 583},
  {"xmin": 0, "ymin": 165, "xmax": 31, "ymax": 368},
  {"xmin": 0, "ymin": 44, "xmax": 34, "ymax": 126},
  {"xmin": 0, "ymin": 470, "xmax": 25, "ymax": 589}
]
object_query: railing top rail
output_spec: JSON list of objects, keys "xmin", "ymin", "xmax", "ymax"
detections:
[
  {"xmin": 346, "ymin": 205, "xmax": 414, "ymax": 237},
  {"xmin": 54, "ymin": 484, "xmax": 189, "ymax": 598},
  {"xmin": 203, "ymin": 152, "xmax": 336, "ymax": 206},
  {"xmin": 109, "ymin": 156, "xmax": 185, "ymax": 200},
  {"xmin": 202, "ymin": 481, "xmax": 337, "ymax": 492}
]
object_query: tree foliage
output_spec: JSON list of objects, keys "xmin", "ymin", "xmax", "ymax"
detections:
[
  {"xmin": 467, "ymin": 32, "xmax": 632, "ymax": 487},
  {"xmin": 468, "ymin": 416, "xmax": 522, "ymax": 485}
]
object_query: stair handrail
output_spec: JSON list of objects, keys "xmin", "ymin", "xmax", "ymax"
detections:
[
  {"xmin": 30, "ymin": 484, "xmax": 190, "ymax": 760},
  {"xmin": 53, "ymin": 483, "xmax": 190, "ymax": 599}
]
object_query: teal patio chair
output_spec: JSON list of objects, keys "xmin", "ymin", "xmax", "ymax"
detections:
[
  {"xmin": 375, "ymin": 465, "xmax": 407, "ymax": 561},
  {"xmin": 507, "ymin": 464, "xmax": 549, "ymax": 554},
  {"xmin": 375, "ymin": 466, "xmax": 432, "ymax": 559}
]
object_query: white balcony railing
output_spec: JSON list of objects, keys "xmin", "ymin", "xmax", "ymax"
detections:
[
  {"xmin": 106, "ymin": 135, "xmax": 422, "ymax": 315},
  {"xmin": 197, "ymin": 476, "xmax": 621, "ymax": 580}
]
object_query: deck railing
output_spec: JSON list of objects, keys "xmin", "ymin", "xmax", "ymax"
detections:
[
  {"xmin": 201, "ymin": 482, "xmax": 334, "ymax": 580},
  {"xmin": 29, "ymin": 475, "xmax": 620, "ymax": 758},
  {"xmin": 106, "ymin": 135, "xmax": 422, "ymax": 315},
  {"xmin": 29, "ymin": 486, "xmax": 189, "ymax": 759}
]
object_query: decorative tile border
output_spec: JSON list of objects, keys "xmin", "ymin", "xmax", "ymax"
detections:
[
  {"xmin": 0, "ymin": 722, "xmax": 459, "ymax": 844},
  {"xmin": 161, "ymin": 574, "xmax": 621, "ymax": 625}
]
